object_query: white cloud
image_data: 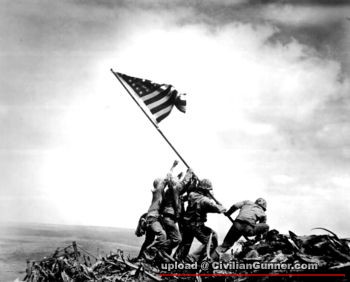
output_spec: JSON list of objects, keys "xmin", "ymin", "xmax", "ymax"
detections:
[
  {"xmin": 331, "ymin": 175, "xmax": 350, "ymax": 188},
  {"xmin": 1, "ymin": 1, "xmax": 350, "ymax": 237},
  {"xmin": 271, "ymin": 174, "xmax": 295, "ymax": 185}
]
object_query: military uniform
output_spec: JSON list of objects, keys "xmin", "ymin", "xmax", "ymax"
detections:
[
  {"xmin": 174, "ymin": 190, "xmax": 225, "ymax": 261},
  {"xmin": 160, "ymin": 170, "xmax": 193, "ymax": 254},
  {"xmin": 138, "ymin": 178, "xmax": 167, "ymax": 258},
  {"xmin": 214, "ymin": 199, "xmax": 269, "ymax": 258}
]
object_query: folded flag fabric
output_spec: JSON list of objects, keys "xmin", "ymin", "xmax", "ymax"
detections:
[{"xmin": 116, "ymin": 72, "xmax": 186, "ymax": 123}]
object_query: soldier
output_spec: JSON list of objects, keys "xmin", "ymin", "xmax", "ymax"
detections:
[
  {"xmin": 136, "ymin": 161, "xmax": 180, "ymax": 261},
  {"xmin": 160, "ymin": 168, "xmax": 193, "ymax": 255},
  {"xmin": 137, "ymin": 177, "xmax": 168, "ymax": 260},
  {"xmin": 212, "ymin": 198, "xmax": 269, "ymax": 259},
  {"xmin": 174, "ymin": 179, "xmax": 226, "ymax": 262}
]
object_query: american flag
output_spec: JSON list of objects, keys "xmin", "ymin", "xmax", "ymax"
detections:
[{"xmin": 116, "ymin": 72, "xmax": 186, "ymax": 123}]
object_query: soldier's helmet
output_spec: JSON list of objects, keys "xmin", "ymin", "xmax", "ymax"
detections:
[
  {"xmin": 255, "ymin": 197, "xmax": 267, "ymax": 211},
  {"xmin": 153, "ymin": 178, "xmax": 163, "ymax": 188},
  {"xmin": 199, "ymin": 178, "xmax": 213, "ymax": 191}
]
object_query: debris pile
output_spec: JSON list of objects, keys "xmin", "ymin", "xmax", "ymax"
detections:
[
  {"xmin": 21, "ymin": 229, "xmax": 350, "ymax": 282},
  {"xmin": 212, "ymin": 228, "xmax": 350, "ymax": 280},
  {"xmin": 22, "ymin": 241, "xmax": 161, "ymax": 282}
]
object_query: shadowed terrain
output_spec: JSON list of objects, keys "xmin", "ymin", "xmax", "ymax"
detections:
[{"xmin": 0, "ymin": 222, "xmax": 143, "ymax": 282}]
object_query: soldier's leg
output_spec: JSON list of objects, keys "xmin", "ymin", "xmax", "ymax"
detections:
[
  {"xmin": 213, "ymin": 221, "xmax": 244, "ymax": 259},
  {"xmin": 190, "ymin": 224, "xmax": 217, "ymax": 261},
  {"xmin": 162, "ymin": 216, "xmax": 182, "ymax": 254},
  {"xmin": 250, "ymin": 223, "xmax": 269, "ymax": 238},
  {"xmin": 174, "ymin": 224, "xmax": 194, "ymax": 261},
  {"xmin": 138, "ymin": 229, "xmax": 155, "ymax": 258},
  {"xmin": 142, "ymin": 218, "xmax": 169, "ymax": 262},
  {"xmin": 150, "ymin": 220, "xmax": 167, "ymax": 247},
  {"xmin": 144, "ymin": 216, "xmax": 167, "ymax": 252},
  {"xmin": 178, "ymin": 219, "xmax": 185, "ymax": 237}
]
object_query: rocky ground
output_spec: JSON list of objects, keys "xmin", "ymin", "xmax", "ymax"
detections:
[{"xmin": 19, "ymin": 228, "xmax": 350, "ymax": 282}]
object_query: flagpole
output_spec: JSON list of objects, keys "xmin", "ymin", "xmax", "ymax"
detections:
[
  {"xmin": 110, "ymin": 69, "xmax": 191, "ymax": 169},
  {"xmin": 111, "ymin": 69, "xmax": 235, "ymax": 224}
]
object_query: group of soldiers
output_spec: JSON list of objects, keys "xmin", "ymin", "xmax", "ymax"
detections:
[{"xmin": 135, "ymin": 161, "xmax": 269, "ymax": 263}]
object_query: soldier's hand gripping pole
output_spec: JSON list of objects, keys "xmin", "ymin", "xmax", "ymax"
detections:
[
  {"xmin": 208, "ymin": 191, "xmax": 235, "ymax": 224},
  {"xmin": 191, "ymin": 172, "xmax": 235, "ymax": 224}
]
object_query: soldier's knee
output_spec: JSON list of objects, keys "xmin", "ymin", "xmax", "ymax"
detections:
[
  {"xmin": 253, "ymin": 223, "xmax": 269, "ymax": 236},
  {"xmin": 156, "ymin": 230, "xmax": 166, "ymax": 241},
  {"xmin": 174, "ymin": 234, "xmax": 182, "ymax": 245},
  {"xmin": 169, "ymin": 234, "xmax": 181, "ymax": 246},
  {"xmin": 260, "ymin": 223, "xmax": 269, "ymax": 232}
]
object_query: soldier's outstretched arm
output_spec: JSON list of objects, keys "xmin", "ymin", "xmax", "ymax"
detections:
[
  {"xmin": 225, "ymin": 201, "xmax": 246, "ymax": 216},
  {"xmin": 170, "ymin": 160, "xmax": 179, "ymax": 172},
  {"xmin": 164, "ymin": 160, "xmax": 179, "ymax": 183},
  {"xmin": 163, "ymin": 159, "xmax": 180, "ymax": 187},
  {"xmin": 176, "ymin": 168, "xmax": 194, "ymax": 194},
  {"xmin": 201, "ymin": 197, "xmax": 226, "ymax": 214}
]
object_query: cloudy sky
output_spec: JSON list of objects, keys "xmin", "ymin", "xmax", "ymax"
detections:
[{"xmin": 1, "ymin": 0, "xmax": 350, "ymax": 238}]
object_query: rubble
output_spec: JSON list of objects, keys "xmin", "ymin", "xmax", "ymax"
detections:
[
  {"xmin": 22, "ymin": 241, "xmax": 161, "ymax": 282},
  {"xmin": 20, "ymin": 229, "xmax": 349, "ymax": 282}
]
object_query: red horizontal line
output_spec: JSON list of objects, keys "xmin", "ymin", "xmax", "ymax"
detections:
[{"xmin": 160, "ymin": 273, "xmax": 346, "ymax": 277}]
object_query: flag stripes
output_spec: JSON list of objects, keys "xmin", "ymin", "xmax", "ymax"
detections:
[{"xmin": 116, "ymin": 72, "xmax": 186, "ymax": 123}]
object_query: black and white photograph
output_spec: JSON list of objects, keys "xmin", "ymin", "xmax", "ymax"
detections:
[{"xmin": 1, "ymin": 0, "xmax": 350, "ymax": 281}]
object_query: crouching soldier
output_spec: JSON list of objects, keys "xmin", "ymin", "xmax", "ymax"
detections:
[
  {"xmin": 212, "ymin": 198, "xmax": 269, "ymax": 259},
  {"xmin": 174, "ymin": 179, "xmax": 226, "ymax": 262}
]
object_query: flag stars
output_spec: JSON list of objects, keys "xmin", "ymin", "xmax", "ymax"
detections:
[{"xmin": 117, "ymin": 72, "xmax": 186, "ymax": 123}]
